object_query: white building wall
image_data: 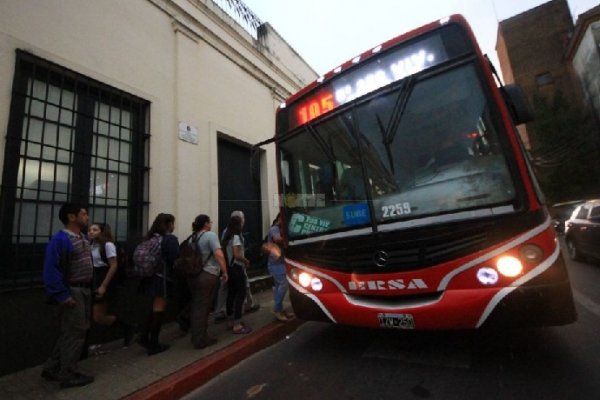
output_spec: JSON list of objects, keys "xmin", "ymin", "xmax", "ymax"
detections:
[{"xmin": 0, "ymin": 0, "xmax": 317, "ymax": 238}]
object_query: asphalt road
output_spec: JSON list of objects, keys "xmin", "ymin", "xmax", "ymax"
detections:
[{"xmin": 185, "ymin": 247, "xmax": 600, "ymax": 400}]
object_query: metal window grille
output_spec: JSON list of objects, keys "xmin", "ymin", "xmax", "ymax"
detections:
[{"xmin": 0, "ymin": 50, "xmax": 150, "ymax": 289}]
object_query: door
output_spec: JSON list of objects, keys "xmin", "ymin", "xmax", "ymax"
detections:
[{"xmin": 217, "ymin": 137, "xmax": 263, "ymax": 268}]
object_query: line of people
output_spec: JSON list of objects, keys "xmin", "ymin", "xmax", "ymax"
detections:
[{"xmin": 41, "ymin": 203, "xmax": 291, "ymax": 389}]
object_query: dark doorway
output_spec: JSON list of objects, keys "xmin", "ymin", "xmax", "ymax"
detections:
[{"xmin": 217, "ymin": 137, "xmax": 263, "ymax": 269}]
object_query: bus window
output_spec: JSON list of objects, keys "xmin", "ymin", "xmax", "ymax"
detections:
[
  {"xmin": 354, "ymin": 64, "xmax": 516, "ymax": 223},
  {"xmin": 279, "ymin": 115, "xmax": 371, "ymax": 237}
]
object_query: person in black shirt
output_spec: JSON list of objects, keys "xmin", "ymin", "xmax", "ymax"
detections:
[{"xmin": 138, "ymin": 213, "xmax": 180, "ymax": 355}]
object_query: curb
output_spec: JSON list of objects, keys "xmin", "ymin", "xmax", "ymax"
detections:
[{"xmin": 123, "ymin": 318, "xmax": 303, "ymax": 400}]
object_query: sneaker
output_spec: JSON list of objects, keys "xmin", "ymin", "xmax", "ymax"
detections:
[
  {"xmin": 273, "ymin": 311, "xmax": 289, "ymax": 322},
  {"xmin": 147, "ymin": 343, "xmax": 170, "ymax": 356},
  {"xmin": 41, "ymin": 368, "xmax": 60, "ymax": 382},
  {"xmin": 194, "ymin": 337, "xmax": 218, "ymax": 349},
  {"xmin": 88, "ymin": 344, "xmax": 108, "ymax": 356},
  {"xmin": 59, "ymin": 372, "xmax": 94, "ymax": 389},
  {"xmin": 232, "ymin": 325, "xmax": 252, "ymax": 334},
  {"xmin": 213, "ymin": 312, "xmax": 227, "ymax": 323}
]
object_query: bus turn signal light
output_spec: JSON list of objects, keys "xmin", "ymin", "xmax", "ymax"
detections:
[{"xmin": 519, "ymin": 244, "xmax": 543, "ymax": 264}]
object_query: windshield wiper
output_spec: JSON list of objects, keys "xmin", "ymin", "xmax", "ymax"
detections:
[
  {"xmin": 374, "ymin": 76, "xmax": 417, "ymax": 173},
  {"xmin": 306, "ymin": 123, "xmax": 336, "ymax": 163},
  {"xmin": 385, "ymin": 76, "xmax": 416, "ymax": 144},
  {"xmin": 375, "ymin": 113, "xmax": 396, "ymax": 174}
]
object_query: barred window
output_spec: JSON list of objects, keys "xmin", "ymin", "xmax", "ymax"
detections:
[{"xmin": 0, "ymin": 51, "xmax": 150, "ymax": 287}]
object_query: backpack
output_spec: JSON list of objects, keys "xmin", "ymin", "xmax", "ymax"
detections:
[
  {"xmin": 99, "ymin": 242, "xmax": 129, "ymax": 269},
  {"xmin": 100, "ymin": 242, "xmax": 131, "ymax": 283},
  {"xmin": 130, "ymin": 234, "xmax": 163, "ymax": 277},
  {"xmin": 173, "ymin": 232, "xmax": 209, "ymax": 276},
  {"xmin": 116, "ymin": 244, "xmax": 131, "ymax": 275}
]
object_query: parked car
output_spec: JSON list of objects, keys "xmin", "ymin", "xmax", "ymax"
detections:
[
  {"xmin": 564, "ymin": 199, "xmax": 600, "ymax": 262},
  {"xmin": 550, "ymin": 200, "xmax": 586, "ymax": 235}
]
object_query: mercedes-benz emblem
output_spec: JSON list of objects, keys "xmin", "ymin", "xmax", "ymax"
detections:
[{"xmin": 373, "ymin": 250, "xmax": 389, "ymax": 268}]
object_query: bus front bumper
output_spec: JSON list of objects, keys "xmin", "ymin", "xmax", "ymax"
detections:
[{"xmin": 288, "ymin": 278, "xmax": 577, "ymax": 329}]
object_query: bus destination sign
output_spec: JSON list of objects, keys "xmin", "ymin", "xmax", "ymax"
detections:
[{"xmin": 288, "ymin": 33, "xmax": 452, "ymax": 130}]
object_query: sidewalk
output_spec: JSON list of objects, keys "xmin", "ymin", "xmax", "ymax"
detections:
[{"xmin": 0, "ymin": 288, "xmax": 302, "ymax": 400}]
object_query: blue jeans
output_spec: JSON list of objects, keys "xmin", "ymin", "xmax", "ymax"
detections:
[{"xmin": 268, "ymin": 264, "xmax": 288, "ymax": 313}]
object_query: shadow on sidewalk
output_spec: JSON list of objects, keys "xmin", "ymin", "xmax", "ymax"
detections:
[{"xmin": 0, "ymin": 288, "xmax": 301, "ymax": 400}]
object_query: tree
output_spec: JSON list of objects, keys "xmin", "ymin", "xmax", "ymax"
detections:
[{"xmin": 528, "ymin": 90, "xmax": 600, "ymax": 203}]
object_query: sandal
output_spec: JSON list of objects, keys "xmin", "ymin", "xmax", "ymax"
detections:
[{"xmin": 232, "ymin": 325, "xmax": 252, "ymax": 334}]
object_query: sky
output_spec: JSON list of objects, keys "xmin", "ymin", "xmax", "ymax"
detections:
[{"xmin": 242, "ymin": 0, "xmax": 599, "ymax": 77}]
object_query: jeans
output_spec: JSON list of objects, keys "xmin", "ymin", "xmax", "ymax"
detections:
[{"xmin": 268, "ymin": 264, "xmax": 288, "ymax": 313}]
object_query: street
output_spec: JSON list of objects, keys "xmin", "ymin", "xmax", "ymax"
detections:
[{"xmin": 185, "ymin": 245, "xmax": 600, "ymax": 400}]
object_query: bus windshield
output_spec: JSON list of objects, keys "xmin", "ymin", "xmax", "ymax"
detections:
[{"xmin": 279, "ymin": 63, "xmax": 517, "ymax": 239}]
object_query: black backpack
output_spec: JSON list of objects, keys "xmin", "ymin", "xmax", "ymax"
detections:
[{"xmin": 173, "ymin": 232, "xmax": 210, "ymax": 276}]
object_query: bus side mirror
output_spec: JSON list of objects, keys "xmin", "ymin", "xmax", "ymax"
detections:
[{"xmin": 502, "ymin": 84, "xmax": 534, "ymax": 124}]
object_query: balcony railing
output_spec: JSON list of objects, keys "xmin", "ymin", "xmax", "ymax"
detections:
[{"xmin": 212, "ymin": 0, "xmax": 262, "ymax": 38}]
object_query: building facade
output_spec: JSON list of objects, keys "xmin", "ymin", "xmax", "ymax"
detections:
[
  {"xmin": 568, "ymin": 5, "xmax": 600, "ymax": 126},
  {"xmin": 0, "ymin": 0, "xmax": 318, "ymax": 289},
  {"xmin": 495, "ymin": 0, "xmax": 580, "ymax": 148}
]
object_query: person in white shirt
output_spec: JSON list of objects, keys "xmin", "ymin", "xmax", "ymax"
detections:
[
  {"xmin": 213, "ymin": 210, "xmax": 260, "ymax": 321},
  {"xmin": 222, "ymin": 215, "xmax": 252, "ymax": 334},
  {"xmin": 88, "ymin": 223, "xmax": 134, "ymax": 347}
]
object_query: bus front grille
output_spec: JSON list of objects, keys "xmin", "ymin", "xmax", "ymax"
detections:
[{"xmin": 288, "ymin": 226, "xmax": 489, "ymax": 273}]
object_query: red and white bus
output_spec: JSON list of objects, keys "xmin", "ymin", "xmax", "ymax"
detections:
[{"xmin": 265, "ymin": 15, "xmax": 576, "ymax": 329}]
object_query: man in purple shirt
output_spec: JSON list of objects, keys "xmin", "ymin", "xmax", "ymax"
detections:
[{"xmin": 41, "ymin": 203, "xmax": 94, "ymax": 389}]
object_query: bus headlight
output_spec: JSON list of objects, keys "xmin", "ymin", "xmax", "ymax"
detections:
[
  {"xmin": 477, "ymin": 267, "xmax": 499, "ymax": 285},
  {"xmin": 295, "ymin": 271, "xmax": 323, "ymax": 292},
  {"xmin": 298, "ymin": 272, "xmax": 312, "ymax": 288},
  {"xmin": 310, "ymin": 278, "xmax": 323, "ymax": 291},
  {"xmin": 496, "ymin": 256, "xmax": 523, "ymax": 277}
]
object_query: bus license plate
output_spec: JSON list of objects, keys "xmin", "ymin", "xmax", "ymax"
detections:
[{"xmin": 378, "ymin": 313, "xmax": 415, "ymax": 329}]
